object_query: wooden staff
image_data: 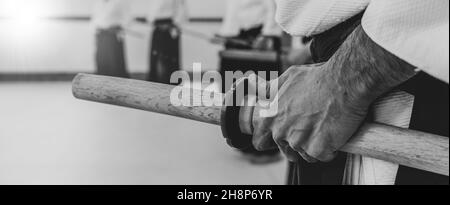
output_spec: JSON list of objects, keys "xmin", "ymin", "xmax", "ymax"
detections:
[
  {"xmin": 131, "ymin": 21, "xmax": 252, "ymax": 47},
  {"xmin": 72, "ymin": 73, "xmax": 449, "ymax": 176},
  {"xmin": 220, "ymin": 49, "xmax": 279, "ymax": 63}
]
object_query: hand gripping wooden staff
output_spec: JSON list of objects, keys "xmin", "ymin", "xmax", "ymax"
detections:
[{"xmin": 72, "ymin": 73, "xmax": 449, "ymax": 176}]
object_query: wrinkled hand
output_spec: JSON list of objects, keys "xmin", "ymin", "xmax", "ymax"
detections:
[
  {"xmin": 250, "ymin": 63, "xmax": 373, "ymax": 162},
  {"xmin": 245, "ymin": 26, "xmax": 417, "ymax": 163}
]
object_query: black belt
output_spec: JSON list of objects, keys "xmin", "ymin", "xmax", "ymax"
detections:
[
  {"xmin": 96, "ymin": 26, "xmax": 122, "ymax": 35},
  {"xmin": 154, "ymin": 18, "xmax": 173, "ymax": 26}
]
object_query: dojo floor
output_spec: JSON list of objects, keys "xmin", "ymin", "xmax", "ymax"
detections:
[{"xmin": 0, "ymin": 82, "xmax": 286, "ymax": 185}]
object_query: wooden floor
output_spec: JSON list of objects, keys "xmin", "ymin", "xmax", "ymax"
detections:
[{"xmin": 0, "ymin": 82, "xmax": 286, "ymax": 185}]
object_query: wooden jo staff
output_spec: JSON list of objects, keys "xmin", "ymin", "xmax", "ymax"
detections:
[
  {"xmin": 125, "ymin": 21, "xmax": 252, "ymax": 48},
  {"xmin": 72, "ymin": 73, "xmax": 449, "ymax": 176}
]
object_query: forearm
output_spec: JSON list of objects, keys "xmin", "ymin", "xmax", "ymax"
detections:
[{"xmin": 323, "ymin": 25, "xmax": 417, "ymax": 105}]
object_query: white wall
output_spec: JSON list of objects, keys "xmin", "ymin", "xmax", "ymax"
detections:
[
  {"xmin": 1, "ymin": 0, "xmax": 226, "ymax": 17},
  {"xmin": 0, "ymin": 0, "xmax": 226, "ymax": 73}
]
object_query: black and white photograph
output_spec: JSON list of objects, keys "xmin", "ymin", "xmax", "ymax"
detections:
[{"xmin": 0, "ymin": 0, "xmax": 448, "ymax": 194}]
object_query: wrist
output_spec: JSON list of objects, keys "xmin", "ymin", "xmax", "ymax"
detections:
[{"xmin": 322, "ymin": 26, "xmax": 416, "ymax": 105}]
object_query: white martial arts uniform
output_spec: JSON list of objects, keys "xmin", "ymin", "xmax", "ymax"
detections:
[
  {"xmin": 147, "ymin": 0, "xmax": 189, "ymax": 24},
  {"xmin": 219, "ymin": 0, "xmax": 282, "ymax": 37},
  {"xmin": 274, "ymin": 0, "xmax": 449, "ymax": 185},
  {"xmin": 275, "ymin": 0, "xmax": 449, "ymax": 83},
  {"xmin": 92, "ymin": 0, "xmax": 134, "ymax": 29}
]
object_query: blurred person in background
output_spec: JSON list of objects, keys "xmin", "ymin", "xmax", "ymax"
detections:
[
  {"xmin": 92, "ymin": 0, "xmax": 134, "ymax": 78},
  {"xmin": 146, "ymin": 0, "xmax": 189, "ymax": 84},
  {"xmin": 218, "ymin": 0, "xmax": 282, "ymax": 51},
  {"xmin": 217, "ymin": 0, "xmax": 283, "ymax": 165},
  {"xmin": 218, "ymin": 0, "xmax": 284, "ymax": 93},
  {"xmin": 247, "ymin": 0, "xmax": 449, "ymax": 185},
  {"xmin": 282, "ymin": 36, "xmax": 313, "ymax": 71}
]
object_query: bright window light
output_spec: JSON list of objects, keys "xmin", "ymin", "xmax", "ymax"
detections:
[
  {"xmin": 0, "ymin": 0, "xmax": 49, "ymax": 39},
  {"xmin": 1, "ymin": 0, "xmax": 47, "ymax": 19}
]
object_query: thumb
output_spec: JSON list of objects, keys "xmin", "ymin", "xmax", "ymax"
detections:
[{"xmin": 247, "ymin": 73, "xmax": 289, "ymax": 100}]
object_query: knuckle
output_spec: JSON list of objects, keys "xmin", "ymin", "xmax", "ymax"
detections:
[
  {"xmin": 305, "ymin": 145, "xmax": 335, "ymax": 162},
  {"xmin": 252, "ymin": 130, "xmax": 274, "ymax": 150},
  {"xmin": 252, "ymin": 137, "xmax": 266, "ymax": 151},
  {"xmin": 253, "ymin": 144, "xmax": 267, "ymax": 151},
  {"xmin": 273, "ymin": 134, "xmax": 284, "ymax": 144},
  {"xmin": 317, "ymin": 150, "xmax": 338, "ymax": 162},
  {"xmin": 288, "ymin": 140, "xmax": 303, "ymax": 153},
  {"xmin": 298, "ymin": 149, "xmax": 317, "ymax": 163},
  {"xmin": 285, "ymin": 154, "xmax": 298, "ymax": 162}
]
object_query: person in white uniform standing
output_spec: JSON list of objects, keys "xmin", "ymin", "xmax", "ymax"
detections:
[
  {"xmin": 218, "ymin": 0, "xmax": 284, "ymax": 93},
  {"xmin": 146, "ymin": 0, "xmax": 188, "ymax": 84},
  {"xmin": 218, "ymin": 0, "xmax": 284, "ymax": 165},
  {"xmin": 92, "ymin": 0, "xmax": 134, "ymax": 78},
  {"xmin": 235, "ymin": 0, "xmax": 448, "ymax": 185},
  {"xmin": 219, "ymin": 0, "xmax": 282, "ymax": 50}
]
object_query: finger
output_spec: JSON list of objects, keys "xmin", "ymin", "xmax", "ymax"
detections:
[
  {"xmin": 285, "ymin": 146, "xmax": 302, "ymax": 162},
  {"xmin": 276, "ymin": 140, "xmax": 301, "ymax": 162},
  {"xmin": 287, "ymin": 137, "xmax": 318, "ymax": 163},
  {"xmin": 302, "ymin": 137, "xmax": 338, "ymax": 163},
  {"xmin": 285, "ymin": 124, "xmax": 319, "ymax": 163},
  {"xmin": 292, "ymin": 129, "xmax": 338, "ymax": 162},
  {"xmin": 295, "ymin": 146, "xmax": 318, "ymax": 163},
  {"xmin": 248, "ymin": 74, "xmax": 280, "ymax": 109},
  {"xmin": 226, "ymin": 76, "xmax": 252, "ymax": 106},
  {"xmin": 252, "ymin": 130, "xmax": 278, "ymax": 151},
  {"xmin": 251, "ymin": 114, "xmax": 278, "ymax": 151},
  {"xmin": 247, "ymin": 74, "xmax": 265, "ymax": 98}
]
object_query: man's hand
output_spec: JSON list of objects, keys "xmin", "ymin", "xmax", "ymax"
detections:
[
  {"xmin": 251, "ymin": 63, "xmax": 372, "ymax": 162},
  {"xmin": 249, "ymin": 26, "xmax": 417, "ymax": 162}
]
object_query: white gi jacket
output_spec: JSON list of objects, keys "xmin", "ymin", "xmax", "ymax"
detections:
[
  {"xmin": 147, "ymin": 0, "xmax": 189, "ymax": 25},
  {"xmin": 275, "ymin": 0, "xmax": 449, "ymax": 83},
  {"xmin": 92, "ymin": 0, "xmax": 134, "ymax": 29},
  {"xmin": 274, "ymin": 0, "xmax": 449, "ymax": 185}
]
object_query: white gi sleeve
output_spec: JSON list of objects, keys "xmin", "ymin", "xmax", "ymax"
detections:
[
  {"xmin": 219, "ymin": 0, "xmax": 241, "ymax": 37},
  {"xmin": 92, "ymin": 0, "xmax": 133, "ymax": 29},
  {"xmin": 362, "ymin": 0, "xmax": 449, "ymax": 83},
  {"xmin": 261, "ymin": 0, "xmax": 283, "ymax": 36},
  {"xmin": 174, "ymin": 0, "xmax": 189, "ymax": 25},
  {"xmin": 275, "ymin": 0, "xmax": 449, "ymax": 83},
  {"xmin": 274, "ymin": 0, "xmax": 369, "ymax": 36}
]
